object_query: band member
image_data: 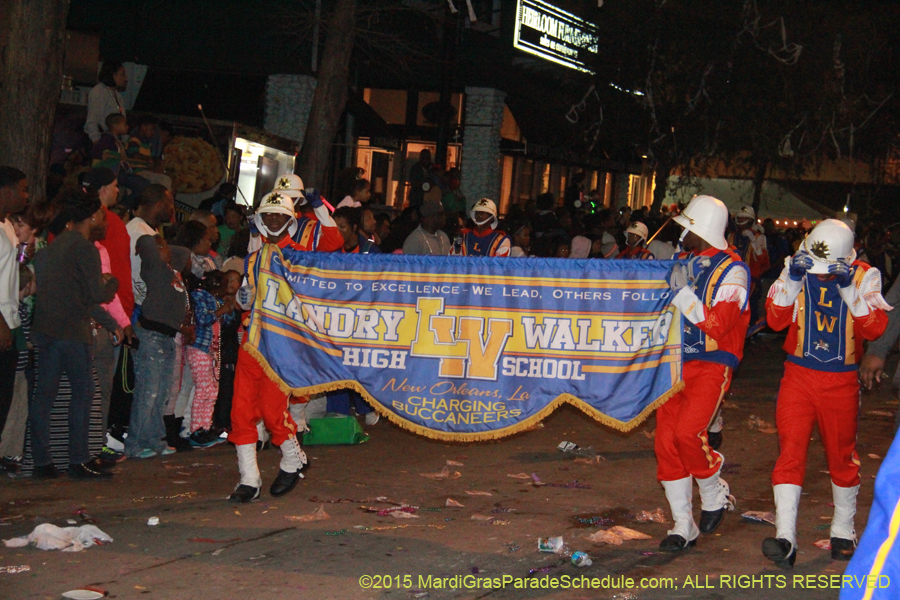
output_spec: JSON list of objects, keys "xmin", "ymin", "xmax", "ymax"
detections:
[
  {"xmin": 248, "ymin": 174, "xmax": 343, "ymax": 253},
  {"xmin": 618, "ymin": 222, "xmax": 655, "ymax": 259},
  {"xmin": 659, "ymin": 195, "xmax": 750, "ymax": 551},
  {"xmin": 728, "ymin": 205, "xmax": 769, "ymax": 324},
  {"xmin": 228, "ymin": 191, "xmax": 317, "ymax": 502},
  {"xmin": 452, "ymin": 198, "xmax": 510, "ymax": 257},
  {"xmin": 763, "ymin": 219, "xmax": 890, "ymax": 567}
]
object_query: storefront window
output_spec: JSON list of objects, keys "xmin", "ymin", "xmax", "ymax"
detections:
[
  {"xmin": 627, "ymin": 173, "xmax": 655, "ymax": 209},
  {"xmin": 520, "ymin": 160, "xmax": 535, "ymax": 200},
  {"xmin": 416, "ymin": 92, "xmax": 463, "ymax": 127},
  {"xmin": 354, "ymin": 137, "xmax": 398, "ymax": 207},
  {"xmin": 500, "ymin": 156, "xmax": 514, "ymax": 214},
  {"xmin": 381, "ymin": 141, "xmax": 461, "ymax": 210},
  {"xmin": 363, "ymin": 89, "xmax": 407, "ymax": 125}
]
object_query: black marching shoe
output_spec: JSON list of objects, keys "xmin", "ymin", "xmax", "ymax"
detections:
[
  {"xmin": 659, "ymin": 534, "xmax": 696, "ymax": 552},
  {"xmin": 762, "ymin": 537, "xmax": 796, "ymax": 568},
  {"xmin": 270, "ymin": 469, "xmax": 302, "ymax": 497},
  {"xmin": 831, "ymin": 537, "xmax": 856, "ymax": 561},
  {"xmin": 229, "ymin": 484, "xmax": 260, "ymax": 503},
  {"xmin": 32, "ymin": 464, "xmax": 61, "ymax": 479},
  {"xmin": 707, "ymin": 430, "xmax": 723, "ymax": 451},
  {"xmin": 86, "ymin": 457, "xmax": 116, "ymax": 472},
  {"xmin": 164, "ymin": 415, "xmax": 194, "ymax": 452},
  {"xmin": 699, "ymin": 507, "xmax": 727, "ymax": 534},
  {"xmin": 68, "ymin": 462, "xmax": 113, "ymax": 479}
]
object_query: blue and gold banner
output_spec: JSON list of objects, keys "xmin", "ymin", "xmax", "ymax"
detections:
[{"xmin": 244, "ymin": 245, "xmax": 683, "ymax": 441}]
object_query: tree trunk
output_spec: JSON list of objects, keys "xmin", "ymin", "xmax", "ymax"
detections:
[
  {"xmin": 0, "ymin": 0, "xmax": 71, "ymax": 204},
  {"xmin": 649, "ymin": 160, "xmax": 670, "ymax": 216},
  {"xmin": 751, "ymin": 160, "xmax": 768, "ymax": 216},
  {"xmin": 296, "ymin": 0, "xmax": 356, "ymax": 189}
]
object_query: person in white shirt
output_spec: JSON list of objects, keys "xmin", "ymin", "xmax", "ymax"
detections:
[
  {"xmin": 126, "ymin": 185, "xmax": 173, "ymax": 320},
  {"xmin": 591, "ymin": 209, "xmax": 619, "ymax": 258},
  {"xmin": 335, "ymin": 179, "xmax": 371, "ymax": 209},
  {"xmin": 85, "ymin": 61, "xmax": 128, "ymax": 143},
  {"xmin": 648, "ymin": 221, "xmax": 677, "ymax": 260},
  {"xmin": 508, "ymin": 222, "xmax": 531, "ymax": 258},
  {"xmin": 402, "ymin": 200, "xmax": 450, "ymax": 256},
  {"xmin": 0, "ymin": 167, "xmax": 27, "ymax": 440}
]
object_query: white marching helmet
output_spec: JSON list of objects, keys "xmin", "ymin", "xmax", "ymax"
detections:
[
  {"xmin": 801, "ymin": 219, "xmax": 856, "ymax": 275},
  {"xmin": 272, "ymin": 173, "xmax": 305, "ymax": 199},
  {"xmin": 471, "ymin": 197, "xmax": 499, "ymax": 229},
  {"xmin": 673, "ymin": 195, "xmax": 729, "ymax": 250},
  {"xmin": 734, "ymin": 205, "xmax": 756, "ymax": 223},
  {"xmin": 625, "ymin": 222, "xmax": 649, "ymax": 244},
  {"xmin": 254, "ymin": 191, "xmax": 298, "ymax": 238}
]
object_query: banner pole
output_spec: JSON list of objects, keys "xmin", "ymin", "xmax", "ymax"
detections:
[{"xmin": 646, "ymin": 216, "xmax": 674, "ymax": 245}]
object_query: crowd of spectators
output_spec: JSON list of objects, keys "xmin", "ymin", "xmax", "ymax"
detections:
[{"xmin": 0, "ymin": 163, "xmax": 254, "ymax": 479}]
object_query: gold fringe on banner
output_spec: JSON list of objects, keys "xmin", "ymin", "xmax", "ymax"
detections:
[{"xmin": 242, "ymin": 343, "xmax": 682, "ymax": 443}]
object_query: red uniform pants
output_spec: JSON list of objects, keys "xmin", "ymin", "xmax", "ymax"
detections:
[
  {"xmin": 228, "ymin": 346, "xmax": 297, "ymax": 447},
  {"xmin": 772, "ymin": 361, "xmax": 860, "ymax": 488},
  {"xmin": 655, "ymin": 360, "xmax": 731, "ymax": 482}
]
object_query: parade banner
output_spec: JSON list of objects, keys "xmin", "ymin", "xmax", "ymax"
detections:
[{"xmin": 244, "ymin": 245, "xmax": 683, "ymax": 442}]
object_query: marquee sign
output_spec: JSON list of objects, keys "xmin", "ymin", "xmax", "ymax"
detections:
[{"xmin": 513, "ymin": 0, "xmax": 598, "ymax": 74}]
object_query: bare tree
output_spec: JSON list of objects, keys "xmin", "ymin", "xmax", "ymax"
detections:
[
  {"xmin": 295, "ymin": 0, "xmax": 357, "ymax": 188},
  {"xmin": 0, "ymin": 0, "xmax": 71, "ymax": 203},
  {"xmin": 592, "ymin": 0, "xmax": 899, "ymax": 217},
  {"xmin": 277, "ymin": 0, "xmax": 437, "ymax": 189}
]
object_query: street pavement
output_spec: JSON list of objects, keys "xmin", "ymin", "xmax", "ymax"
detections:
[{"xmin": 1, "ymin": 334, "xmax": 897, "ymax": 600}]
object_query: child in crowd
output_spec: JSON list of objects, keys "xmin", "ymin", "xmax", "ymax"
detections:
[
  {"xmin": 175, "ymin": 220, "xmax": 215, "ymax": 278},
  {"xmin": 0, "ymin": 265, "xmax": 36, "ymax": 474},
  {"xmin": 91, "ymin": 114, "xmax": 148, "ymax": 207},
  {"xmin": 333, "ymin": 207, "xmax": 381, "ymax": 254},
  {"xmin": 186, "ymin": 270, "xmax": 236, "ymax": 447},
  {"xmin": 91, "ymin": 114, "xmax": 129, "ymax": 174},
  {"xmin": 508, "ymin": 222, "xmax": 531, "ymax": 257},
  {"xmin": 218, "ymin": 203, "xmax": 245, "ymax": 255},
  {"xmin": 213, "ymin": 270, "xmax": 242, "ymax": 432},
  {"xmin": 10, "ymin": 207, "xmax": 45, "ymax": 264},
  {"xmin": 4, "ymin": 206, "xmax": 51, "ymax": 474}
]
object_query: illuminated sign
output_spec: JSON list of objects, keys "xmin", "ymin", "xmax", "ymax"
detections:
[{"xmin": 513, "ymin": 0, "xmax": 598, "ymax": 74}]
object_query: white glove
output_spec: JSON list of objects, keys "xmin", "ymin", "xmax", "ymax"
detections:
[
  {"xmin": 668, "ymin": 264, "xmax": 688, "ymax": 293},
  {"xmin": 236, "ymin": 277, "xmax": 254, "ymax": 310}
]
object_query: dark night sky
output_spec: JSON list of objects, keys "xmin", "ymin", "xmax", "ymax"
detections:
[{"xmin": 66, "ymin": 0, "xmax": 597, "ymax": 137}]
